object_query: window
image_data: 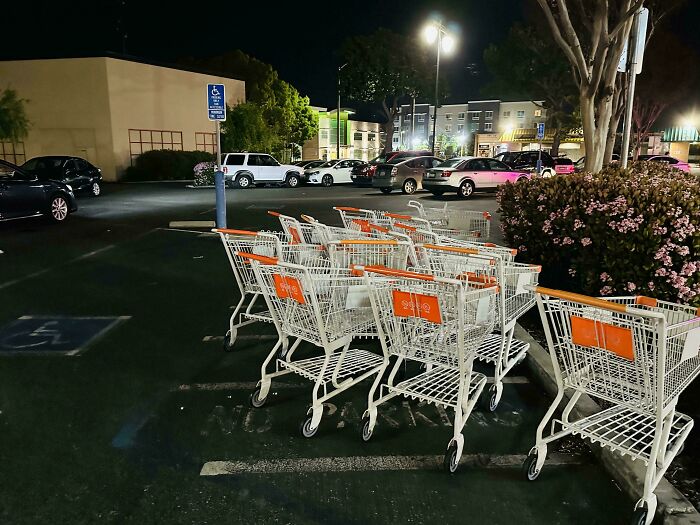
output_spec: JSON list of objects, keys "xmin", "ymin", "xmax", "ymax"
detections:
[
  {"xmin": 417, "ymin": 125, "xmax": 425, "ymax": 133},
  {"xmin": 458, "ymin": 112, "xmax": 465, "ymax": 120},
  {"xmin": 445, "ymin": 113, "xmax": 452, "ymax": 120},
  {"xmin": 470, "ymin": 123, "xmax": 479, "ymax": 133},
  {"xmin": 75, "ymin": 159, "xmax": 91, "ymax": 170},
  {"xmin": 503, "ymin": 111, "xmax": 511, "ymax": 117},
  {"xmin": 471, "ymin": 111, "xmax": 481, "ymax": 120},
  {"xmin": 485, "ymin": 111, "xmax": 493, "ymax": 120},
  {"xmin": 486, "ymin": 159, "xmax": 508, "ymax": 171},
  {"xmin": 518, "ymin": 123, "xmax": 525, "ymax": 129},
  {"xmin": 445, "ymin": 124, "xmax": 452, "ymax": 132},
  {"xmin": 534, "ymin": 109, "xmax": 542, "ymax": 117},
  {"xmin": 517, "ymin": 110, "xmax": 525, "ymax": 119},
  {"xmin": 259, "ymin": 155, "xmax": 279, "ymax": 166},
  {"xmin": 417, "ymin": 114, "xmax": 425, "ymax": 122},
  {"xmin": 0, "ymin": 141, "xmax": 26, "ymax": 164},
  {"xmin": 457, "ymin": 124, "xmax": 464, "ymax": 132},
  {"xmin": 354, "ymin": 132, "xmax": 363, "ymax": 141},
  {"xmin": 368, "ymin": 133, "xmax": 376, "ymax": 142},
  {"xmin": 466, "ymin": 159, "xmax": 489, "ymax": 170},
  {"xmin": 393, "ymin": 126, "xmax": 399, "ymax": 133},
  {"xmin": 225, "ymin": 154, "xmax": 245, "ymax": 166},
  {"xmin": 320, "ymin": 130, "xmax": 329, "ymax": 140},
  {"xmin": 484, "ymin": 122, "xmax": 493, "ymax": 132},
  {"xmin": 195, "ymin": 132, "xmax": 216, "ymax": 154},
  {"xmin": 129, "ymin": 129, "xmax": 183, "ymax": 164},
  {"xmin": 392, "ymin": 136, "xmax": 399, "ymax": 143}
]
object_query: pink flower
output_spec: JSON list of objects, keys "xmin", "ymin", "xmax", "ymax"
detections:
[
  {"xmin": 600, "ymin": 272, "xmax": 611, "ymax": 282},
  {"xmin": 568, "ymin": 268, "xmax": 576, "ymax": 276},
  {"xmin": 581, "ymin": 237, "xmax": 592, "ymax": 246},
  {"xmin": 600, "ymin": 286, "xmax": 613, "ymax": 296},
  {"xmin": 562, "ymin": 237, "xmax": 574, "ymax": 245},
  {"xmin": 626, "ymin": 282, "xmax": 637, "ymax": 292}
]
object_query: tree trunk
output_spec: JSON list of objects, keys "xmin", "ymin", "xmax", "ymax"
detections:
[
  {"xmin": 603, "ymin": 112, "xmax": 620, "ymax": 165},
  {"xmin": 382, "ymin": 119, "xmax": 394, "ymax": 153},
  {"xmin": 550, "ymin": 128, "xmax": 562, "ymax": 157}
]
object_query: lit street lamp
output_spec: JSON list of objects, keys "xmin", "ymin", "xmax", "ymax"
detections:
[
  {"xmin": 423, "ymin": 20, "xmax": 455, "ymax": 155},
  {"xmin": 337, "ymin": 63, "xmax": 348, "ymax": 160}
]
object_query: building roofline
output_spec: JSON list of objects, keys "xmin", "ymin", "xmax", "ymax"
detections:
[{"xmin": 0, "ymin": 52, "xmax": 246, "ymax": 82}]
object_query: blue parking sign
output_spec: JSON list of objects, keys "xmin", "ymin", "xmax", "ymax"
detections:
[
  {"xmin": 536, "ymin": 122, "xmax": 545, "ymax": 140},
  {"xmin": 207, "ymin": 84, "xmax": 226, "ymax": 121}
]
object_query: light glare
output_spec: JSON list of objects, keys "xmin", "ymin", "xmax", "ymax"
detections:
[
  {"xmin": 441, "ymin": 34, "xmax": 456, "ymax": 53},
  {"xmin": 423, "ymin": 24, "xmax": 438, "ymax": 44}
]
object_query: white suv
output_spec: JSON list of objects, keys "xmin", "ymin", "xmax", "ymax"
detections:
[{"xmin": 221, "ymin": 153, "xmax": 302, "ymax": 188}]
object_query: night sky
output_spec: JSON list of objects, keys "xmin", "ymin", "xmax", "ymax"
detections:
[{"xmin": 2, "ymin": 0, "xmax": 699, "ymax": 125}]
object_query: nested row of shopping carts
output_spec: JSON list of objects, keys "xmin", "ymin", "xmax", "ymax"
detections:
[{"xmin": 213, "ymin": 204, "xmax": 699, "ymax": 525}]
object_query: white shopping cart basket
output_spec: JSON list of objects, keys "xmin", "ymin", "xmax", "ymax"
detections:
[
  {"xmin": 408, "ymin": 200, "xmax": 492, "ymax": 238},
  {"xmin": 240, "ymin": 252, "xmax": 386, "ymax": 438},
  {"xmin": 300, "ymin": 214, "xmax": 392, "ymax": 245},
  {"xmin": 385, "ymin": 212, "xmax": 488, "ymax": 242},
  {"xmin": 415, "ymin": 244, "xmax": 541, "ymax": 410},
  {"xmin": 326, "ymin": 239, "xmax": 411, "ymax": 270},
  {"xmin": 524, "ymin": 288, "xmax": 700, "ymax": 525},
  {"xmin": 333, "ymin": 206, "xmax": 393, "ymax": 230},
  {"xmin": 355, "ymin": 264, "xmax": 498, "ymax": 472}
]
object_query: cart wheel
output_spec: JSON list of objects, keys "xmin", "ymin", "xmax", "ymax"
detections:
[
  {"xmin": 522, "ymin": 451, "xmax": 541, "ymax": 481},
  {"xmin": 249, "ymin": 387, "xmax": 267, "ymax": 408},
  {"xmin": 223, "ymin": 329, "xmax": 237, "ymax": 352},
  {"xmin": 277, "ymin": 344, "xmax": 288, "ymax": 360},
  {"xmin": 630, "ymin": 507, "xmax": 648, "ymax": 525},
  {"xmin": 444, "ymin": 442, "xmax": 459, "ymax": 473},
  {"xmin": 360, "ymin": 415, "xmax": 373, "ymax": 442},
  {"xmin": 300, "ymin": 415, "xmax": 319, "ymax": 438}
]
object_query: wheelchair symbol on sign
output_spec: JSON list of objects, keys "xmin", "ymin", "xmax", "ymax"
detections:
[
  {"xmin": 211, "ymin": 86, "xmax": 220, "ymax": 97},
  {"xmin": 1, "ymin": 321, "xmax": 66, "ymax": 349}
]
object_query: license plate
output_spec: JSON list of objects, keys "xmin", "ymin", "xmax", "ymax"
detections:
[{"xmin": 426, "ymin": 172, "xmax": 435, "ymax": 178}]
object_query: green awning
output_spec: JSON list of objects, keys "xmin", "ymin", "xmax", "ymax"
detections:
[
  {"xmin": 499, "ymin": 128, "xmax": 583, "ymax": 143},
  {"xmin": 663, "ymin": 127, "xmax": 699, "ymax": 142}
]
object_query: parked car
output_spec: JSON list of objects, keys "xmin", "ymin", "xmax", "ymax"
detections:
[
  {"xmin": 22, "ymin": 156, "xmax": 102, "ymax": 196},
  {"xmin": 422, "ymin": 156, "xmax": 530, "ymax": 198},
  {"xmin": 221, "ymin": 152, "xmax": 303, "ymax": 188},
  {"xmin": 494, "ymin": 150, "xmax": 556, "ymax": 178},
  {"xmin": 306, "ymin": 159, "xmax": 365, "ymax": 186},
  {"xmin": 299, "ymin": 160, "xmax": 326, "ymax": 181},
  {"xmin": 0, "ymin": 159, "xmax": 77, "ymax": 222},
  {"xmin": 574, "ymin": 154, "xmax": 620, "ymax": 172},
  {"xmin": 292, "ymin": 159, "xmax": 322, "ymax": 169},
  {"xmin": 637, "ymin": 154, "xmax": 691, "ymax": 172},
  {"xmin": 351, "ymin": 150, "xmax": 433, "ymax": 185},
  {"xmin": 372, "ymin": 156, "xmax": 443, "ymax": 195},
  {"xmin": 554, "ymin": 157, "xmax": 575, "ymax": 175}
]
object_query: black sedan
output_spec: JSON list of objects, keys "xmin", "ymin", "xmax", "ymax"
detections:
[
  {"xmin": 0, "ymin": 159, "xmax": 77, "ymax": 222},
  {"xmin": 22, "ymin": 156, "xmax": 102, "ymax": 196}
]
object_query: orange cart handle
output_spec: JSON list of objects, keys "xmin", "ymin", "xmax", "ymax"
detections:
[
  {"xmin": 214, "ymin": 228, "xmax": 258, "ymax": 236},
  {"xmin": 534, "ymin": 287, "xmax": 628, "ymax": 313},
  {"xmin": 334, "ymin": 206, "xmax": 361, "ymax": 212},
  {"xmin": 338, "ymin": 239, "xmax": 398, "ymax": 245},
  {"xmin": 384, "ymin": 212, "xmax": 413, "ymax": 220},
  {"xmin": 422, "ymin": 243, "xmax": 480, "ymax": 255},
  {"xmin": 393, "ymin": 222, "xmax": 417, "ymax": 231},
  {"xmin": 235, "ymin": 251, "xmax": 278, "ymax": 265},
  {"xmin": 352, "ymin": 264, "xmax": 436, "ymax": 281},
  {"xmin": 267, "ymin": 211, "xmax": 281, "ymax": 217}
]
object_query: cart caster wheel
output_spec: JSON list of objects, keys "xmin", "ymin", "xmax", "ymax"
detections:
[
  {"xmin": 484, "ymin": 385, "xmax": 500, "ymax": 412},
  {"xmin": 523, "ymin": 451, "xmax": 541, "ymax": 481},
  {"xmin": 677, "ymin": 442, "xmax": 685, "ymax": 456},
  {"xmin": 249, "ymin": 387, "xmax": 267, "ymax": 408},
  {"xmin": 223, "ymin": 329, "xmax": 237, "ymax": 352},
  {"xmin": 300, "ymin": 415, "xmax": 319, "ymax": 438},
  {"xmin": 360, "ymin": 415, "xmax": 373, "ymax": 442},
  {"xmin": 631, "ymin": 507, "xmax": 648, "ymax": 525},
  {"xmin": 444, "ymin": 442, "xmax": 459, "ymax": 473}
]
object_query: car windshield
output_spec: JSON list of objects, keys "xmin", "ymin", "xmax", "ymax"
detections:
[
  {"xmin": 387, "ymin": 156, "xmax": 409, "ymax": 165},
  {"xmin": 369, "ymin": 154, "xmax": 389, "ymax": 164},
  {"xmin": 437, "ymin": 158, "xmax": 465, "ymax": 168},
  {"xmin": 495, "ymin": 152, "xmax": 520, "ymax": 164},
  {"xmin": 22, "ymin": 157, "xmax": 63, "ymax": 171},
  {"xmin": 318, "ymin": 159, "xmax": 340, "ymax": 168},
  {"xmin": 637, "ymin": 155, "xmax": 655, "ymax": 161},
  {"xmin": 304, "ymin": 160, "xmax": 324, "ymax": 169}
]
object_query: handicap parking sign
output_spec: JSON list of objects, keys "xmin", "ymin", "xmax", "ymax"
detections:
[
  {"xmin": 0, "ymin": 316, "xmax": 129, "ymax": 356},
  {"xmin": 207, "ymin": 84, "xmax": 226, "ymax": 121}
]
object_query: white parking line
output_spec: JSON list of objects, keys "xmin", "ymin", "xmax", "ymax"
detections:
[
  {"xmin": 176, "ymin": 381, "xmax": 304, "ymax": 392},
  {"xmin": 200, "ymin": 452, "xmax": 584, "ymax": 476}
]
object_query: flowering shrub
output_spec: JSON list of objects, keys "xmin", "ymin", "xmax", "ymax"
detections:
[
  {"xmin": 497, "ymin": 162, "xmax": 700, "ymax": 306},
  {"xmin": 193, "ymin": 161, "xmax": 216, "ymax": 186}
]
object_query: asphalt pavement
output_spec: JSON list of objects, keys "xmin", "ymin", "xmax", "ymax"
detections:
[{"xmin": 0, "ymin": 182, "xmax": 631, "ymax": 524}]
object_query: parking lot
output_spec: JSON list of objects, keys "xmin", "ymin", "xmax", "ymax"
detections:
[{"xmin": 0, "ymin": 183, "xmax": 632, "ymax": 524}]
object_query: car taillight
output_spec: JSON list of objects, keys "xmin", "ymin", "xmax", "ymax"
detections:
[
  {"xmin": 441, "ymin": 171, "xmax": 452, "ymax": 178},
  {"xmin": 223, "ymin": 166, "xmax": 228, "ymax": 173},
  {"xmin": 391, "ymin": 167, "xmax": 398, "ymax": 176}
]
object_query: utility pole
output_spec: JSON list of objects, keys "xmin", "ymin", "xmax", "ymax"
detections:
[
  {"xmin": 337, "ymin": 63, "xmax": 347, "ymax": 160},
  {"xmin": 411, "ymin": 96, "xmax": 416, "ymax": 150},
  {"xmin": 431, "ymin": 31, "xmax": 441, "ymax": 155},
  {"xmin": 621, "ymin": 7, "xmax": 643, "ymax": 169}
]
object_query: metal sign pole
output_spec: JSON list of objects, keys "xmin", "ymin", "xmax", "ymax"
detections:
[
  {"xmin": 214, "ymin": 119, "xmax": 226, "ymax": 228},
  {"xmin": 620, "ymin": 9, "xmax": 642, "ymax": 169}
]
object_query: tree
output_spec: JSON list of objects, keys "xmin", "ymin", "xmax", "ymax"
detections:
[
  {"xmin": 631, "ymin": 30, "xmax": 697, "ymax": 157},
  {"xmin": 537, "ymin": 0, "xmax": 644, "ymax": 172},
  {"xmin": 0, "ymin": 88, "xmax": 29, "ymax": 142},
  {"xmin": 340, "ymin": 29, "xmax": 434, "ymax": 153},
  {"xmin": 483, "ymin": 25, "xmax": 579, "ymax": 156},
  {"xmin": 221, "ymin": 102, "xmax": 275, "ymax": 154}
]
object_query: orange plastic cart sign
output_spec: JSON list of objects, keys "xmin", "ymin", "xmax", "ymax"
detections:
[{"xmin": 392, "ymin": 290, "xmax": 442, "ymax": 324}]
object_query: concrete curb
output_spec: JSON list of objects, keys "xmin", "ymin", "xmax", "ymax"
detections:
[{"xmin": 516, "ymin": 323, "xmax": 700, "ymax": 524}]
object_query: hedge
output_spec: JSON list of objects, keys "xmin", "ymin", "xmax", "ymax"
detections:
[
  {"xmin": 123, "ymin": 150, "xmax": 214, "ymax": 181},
  {"xmin": 497, "ymin": 162, "xmax": 700, "ymax": 306}
]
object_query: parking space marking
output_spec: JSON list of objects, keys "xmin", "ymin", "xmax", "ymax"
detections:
[
  {"xmin": 200, "ymin": 452, "xmax": 584, "ymax": 476},
  {"xmin": 176, "ymin": 381, "xmax": 305, "ymax": 392},
  {"xmin": 202, "ymin": 334, "xmax": 277, "ymax": 342}
]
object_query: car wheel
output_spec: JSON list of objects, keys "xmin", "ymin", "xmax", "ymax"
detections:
[
  {"xmin": 542, "ymin": 168, "xmax": 554, "ymax": 178},
  {"xmin": 286, "ymin": 174, "xmax": 300, "ymax": 188},
  {"xmin": 321, "ymin": 174, "xmax": 333, "ymax": 187},
  {"xmin": 402, "ymin": 179, "xmax": 417, "ymax": 195},
  {"xmin": 236, "ymin": 174, "xmax": 253, "ymax": 189},
  {"xmin": 458, "ymin": 180, "xmax": 475, "ymax": 199},
  {"xmin": 91, "ymin": 181, "xmax": 101, "ymax": 196},
  {"xmin": 380, "ymin": 187, "xmax": 392, "ymax": 194},
  {"xmin": 516, "ymin": 176, "xmax": 528, "ymax": 183},
  {"xmin": 49, "ymin": 195, "xmax": 70, "ymax": 222}
]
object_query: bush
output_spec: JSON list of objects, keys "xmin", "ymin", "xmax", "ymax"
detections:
[
  {"xmin": 193, "ymin": 161, "xmax": 216, "ymax": 186},
  {"xmin": 123, "ymin": 150, "xmax": 214, "ymax": 181},
  {"xmin": 498, "ymin": 162, "xmax": 700, "ymax": 306}
]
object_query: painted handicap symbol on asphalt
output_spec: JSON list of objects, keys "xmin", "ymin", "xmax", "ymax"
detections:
[{"xmin": 0, "ymin": 316, "xmax": 129, "ymax": 355}]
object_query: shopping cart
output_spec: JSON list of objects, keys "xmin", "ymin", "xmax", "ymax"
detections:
[
  {"xmin": 414, "ymin": 244, "xmax": 541, "ymax": 410},
  {"xmin": 240, "ymin": 252, "xmax": 386, "ymax": 438},
  {"xmin": 301, "ymin": 214, "xmax": 392, "ymax": 245},
  {"xmin": 333, "ymin": 206, "xmax": 393, "ymax": 230},
  {"xmin": 268, "ymin": 211, "xmax": 317, "ymax": 244},
  {"xmin": 524, "ymin": 288, "xmax": 700, "ymax": 525},
  {"xmin": 355, "ymin": 265, "xmax": 498, "ymax": 472},
  {"xmin": 385, "ymin": 212, "xmax": 488, "ymax": 242},
  {"xmin": 408, "ymin": 200, "xmax": 492, "ymax": 239},
  {"xmin": 326, "ymin": 239, "xmax": 411, "ymax": 270}
]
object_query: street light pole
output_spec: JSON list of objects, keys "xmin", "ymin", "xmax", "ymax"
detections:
[
  {"xmin": 337, "ymin": 63, "xmax": 347, "ymax": 161},
  {"xmin": 431, "ymin": 30, "xmax": 442, "ymax": 155},
  {"xmin": 620, "ymin": 9, "xmax": 642, "ymax": 168}
]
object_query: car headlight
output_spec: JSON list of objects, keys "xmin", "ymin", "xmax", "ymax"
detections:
[{"xmin": 66, "ymin": 184, "xmax": 73, "ymax": 192}]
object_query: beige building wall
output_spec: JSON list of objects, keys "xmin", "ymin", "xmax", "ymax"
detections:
[{"xmin": 0, "ymin": 57, "xmax": 245, "ymax": 181}]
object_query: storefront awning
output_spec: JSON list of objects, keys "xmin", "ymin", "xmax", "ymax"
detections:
[
  {"xmin": 499, "ymin": 128, "xmax": 583, "ymax": 143},
  {"xmin": 663, "ymin": 127, "xmax": 699, "ymax": 142}
]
